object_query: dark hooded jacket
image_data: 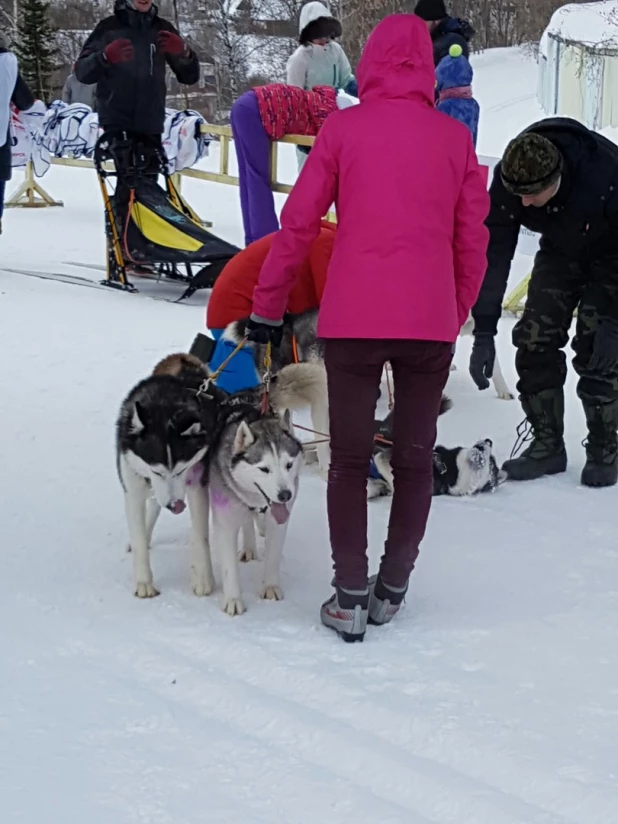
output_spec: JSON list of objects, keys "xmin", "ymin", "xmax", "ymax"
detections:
[
  {"xmin": 431, "ymin": 17, "xmax": 475, "ymax": 65},
  {"xmin": 75, "ymin": 1, "xmax": 199, "ymax": 135},
  {"xmin": 473, "ymin": 117, "xmax": 618, "ymax": 336}
]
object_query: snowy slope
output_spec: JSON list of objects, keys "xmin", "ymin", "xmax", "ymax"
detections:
[{"xmin": 1, "ymin": 48, "xmax": 618, "ymax": 824}]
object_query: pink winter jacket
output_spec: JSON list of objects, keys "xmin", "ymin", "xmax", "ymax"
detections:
[{"xmin": 252, "ymin": 14, "xmax": 490, "ymax": 341}]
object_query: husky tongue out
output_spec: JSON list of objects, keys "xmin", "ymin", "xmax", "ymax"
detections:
[
  {"xmin": 167, "ymin": 500, "xmax": 186, "ymax": 515},
  {"xmin": 270, "ymin": 502, "xmax": 290, "ymax": 525}
]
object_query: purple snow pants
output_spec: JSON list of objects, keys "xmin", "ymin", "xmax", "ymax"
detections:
[
  {"xmin": 230, "ymin": 91, "xmax": 279, "ymax": 246},
  {"xmin": 325, "ymin": 338, "xmax": 453, "ymax": 591}
]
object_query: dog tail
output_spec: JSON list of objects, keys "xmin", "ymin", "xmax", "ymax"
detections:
[
  {"xmin": 222, "ymin": 317, "xmax": 250, "ymax": 346},
  {"xmin": 269, "ymin": 362, "xmax": 327, "ymax": 412},
  {"xmin": 440, "ymin": 395, "xmax": 453, "ymax": 416},
  {"xmin": 152, "ymin": 353, "xmax": 208, "ymax": 377}
]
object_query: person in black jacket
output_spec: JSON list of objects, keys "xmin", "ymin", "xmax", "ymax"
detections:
[
  {"xmin": 414, "ymin": 0, "xmax": 475, "ymax": 65},
  {"xmin": 0, "ymin": 34, "xmax": 34, "ymax": 234},
  {"xmin": 470, "ymin": 118, "xmax": 618, "ymax": 489},
  {"xmin": 75, "ymin": 0, "xmax": 199, "ymax": 137}
]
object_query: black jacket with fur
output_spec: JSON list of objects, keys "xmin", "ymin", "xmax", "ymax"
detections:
[
  {"xmin": 0, "ymin": 48, "xmax": 34, "ymax": 182},
  {"xmin": 473, "ymin": 117, "xmax": 618, "ymax": 336},
  {"xmin": 75, "ymin": 1, "xmax": 199, "ymax": 135}
]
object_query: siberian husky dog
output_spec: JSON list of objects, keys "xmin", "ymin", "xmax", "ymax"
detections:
[
  {"xmin": 117, "ymin": 353, "xmax": 306, "ymax": 613},
  {"xmin": 370, "ymin": 438, "xmax": 507, "ymax": 499},
  {"xmin": 456, "ymin": 315, "xmax": 514, "ymax": 400},
  {"xmin": 208, "ymin": 395, "xmax": 304, "ymax": 616},
  {"xmin": 223, "ymin": 309, "xmax": 330, "ymax": 473},
  {"xmin": 116, "ymin": 354, "xmax": 225, "ymax": 598}
]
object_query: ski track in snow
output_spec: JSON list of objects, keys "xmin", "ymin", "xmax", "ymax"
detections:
[{"xmin": 1, "ymin": 47, "xmax": 618, "ymax": 823}]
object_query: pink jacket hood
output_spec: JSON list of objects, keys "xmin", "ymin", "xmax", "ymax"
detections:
[{"xmin": 357, "ymin": 14, "xmax": 435, "ymax": 107}]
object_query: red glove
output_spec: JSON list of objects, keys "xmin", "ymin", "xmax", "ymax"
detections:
[
  {"xmin": 103, "ymin": 38, "xmax": 134, "ymax": 64},
  {"xmin": 158, "ymin": 30, "xmax": 187, "ymax": 56}
]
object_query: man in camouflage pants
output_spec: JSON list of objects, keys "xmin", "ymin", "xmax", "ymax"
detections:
[{"xmin": 469, "ymin": 117, "xmax": 618, "ymax": 488}]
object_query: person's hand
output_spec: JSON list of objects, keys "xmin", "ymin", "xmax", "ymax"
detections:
[
  {"xmin": 589, "ymin": 318, "xmax": 618, "ymax": 373},
  {"xmin": 246, "ymin": 315, "xmax": 284, "ymax": 347},
  {"xmin": 158, "ymin": 31, "xmax": 188, "ymax": 56},
  {"xmin": 103, "ymin": 38, "xmax": 134, "ymax": 64},
  {"xmin": 469, "ymin": 334, "xmax": 496, "ymax": 391}
]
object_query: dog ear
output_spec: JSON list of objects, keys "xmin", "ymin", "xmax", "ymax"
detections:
[
  {"xmin": 280, "ymin": 408, "xmax": 293, "ymax": 434},
  {"xmin": 131, "ymin": 402, "xmax": 146, "ymax": 434},
  {"xmin": 233, "ymin": 420, "xmax": 255, "ymax": 455}
]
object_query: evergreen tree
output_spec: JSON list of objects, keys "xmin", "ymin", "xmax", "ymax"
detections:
[{"xmin": 13, "ymin": 0, "xmax": 58, "ymax": 103}]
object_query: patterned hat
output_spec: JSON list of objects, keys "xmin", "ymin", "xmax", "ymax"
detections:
[{"xmin": 500, "ymin": 132, "xmax": 563, "ymax": 197}]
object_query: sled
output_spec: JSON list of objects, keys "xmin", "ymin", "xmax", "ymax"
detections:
[{"xmin": 94, "ymin": 132, "xmax": 240, "ymax": 300}]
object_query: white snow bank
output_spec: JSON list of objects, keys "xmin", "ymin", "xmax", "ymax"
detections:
[{"xmin": 544, "ymin": 0, "xmax": 618, "ymax": 48}]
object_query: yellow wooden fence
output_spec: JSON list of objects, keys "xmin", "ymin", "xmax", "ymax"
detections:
[{"xmin": 5, "ymin": 124, "xmax": 529, "ymax": 312}]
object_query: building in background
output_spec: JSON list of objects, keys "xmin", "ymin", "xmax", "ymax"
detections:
[{"xmin": 538, "ymin": 1, "xmax": 618, "ymax": 131}]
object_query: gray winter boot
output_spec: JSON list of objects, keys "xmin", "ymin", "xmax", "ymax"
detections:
[
  {"xmin": 321, "ymin": 585, "xmax": 369, "ymax": 643},
  {"xmin": 368, "ymin": 575, "xmax": 408, "ymax": 625},
  {"xmin": 581, "ymin": 401, "xmax": 618, "ymax": 488},
  {"xmin": 503, "ymin": 389, "xmax": 567, "ymax": 481}
]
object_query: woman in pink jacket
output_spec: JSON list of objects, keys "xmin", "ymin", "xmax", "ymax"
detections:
[{"xmin": 246, "ymin": 14, "xmax": 490, "ymax": 642}]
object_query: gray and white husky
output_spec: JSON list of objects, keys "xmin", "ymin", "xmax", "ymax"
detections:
[
  {"xmin": 208, "ymin": 397, "xmax": 304, "ymax": 616},
  {"xmin": 117, "ymin": 353, "xmax": 306, "ymax": 613},
  {"xmin": 223, "ymin": 309, "xmax": 330, "ymax": 473}
]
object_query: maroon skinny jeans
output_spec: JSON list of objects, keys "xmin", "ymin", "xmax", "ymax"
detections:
[{"xmin": 324, "ymin": 338, "xmax": 453, "ymax": 591}]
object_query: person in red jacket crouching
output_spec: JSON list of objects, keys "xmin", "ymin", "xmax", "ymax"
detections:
[
  {"xmin": 205, "ymin": 220, "xmax": 335, "ymax": 394},
  {"xmin": 230, "ymin": 83, "xmax": 355, "ymax": 246}
]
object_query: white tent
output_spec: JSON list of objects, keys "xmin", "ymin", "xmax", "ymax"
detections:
[{"xmin": 538, "ymin": 1, "xmax": 618, "ymax": 130}]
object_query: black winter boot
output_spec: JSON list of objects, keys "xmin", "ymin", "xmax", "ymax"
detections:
[
  {"xmin": 581, "ymin": 401, "xmax": 618, "ymax": 488},
  {"xmin": 503, "ymin": 389, "xmax": 567, "ymax": 481}
]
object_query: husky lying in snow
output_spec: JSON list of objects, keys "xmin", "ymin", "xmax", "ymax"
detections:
[
  {"xmin": 117, "ymin": 353, "xmax": 306, "ymax": 613},
  {"xmin": 369, "ymin": 402, "xmax": 507, "ymax": 499},
  {"xmin": 223, "ymin": 309, "xmax": 330, "ymax": 472},
  {"xmin": 370, "ymin": 439, "xmax": 507, "ymax": 499}
]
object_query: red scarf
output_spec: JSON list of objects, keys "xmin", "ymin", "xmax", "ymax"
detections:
[{"xmin": 439, "ymin": 86, "xmax": 473, "ymax": 103}]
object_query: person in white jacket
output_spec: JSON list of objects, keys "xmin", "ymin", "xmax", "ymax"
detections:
[{"xmin": 286, "ymin": 1, "xmax": 355, "ymax": 170}]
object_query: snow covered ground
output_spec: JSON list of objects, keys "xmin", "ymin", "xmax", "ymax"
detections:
[{"xmin": 1, "ymin": 48, "xmax": 618, "ymax": 824}]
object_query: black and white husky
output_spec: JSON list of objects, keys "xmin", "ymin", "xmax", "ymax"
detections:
[
  {"xmin": 117, "ymin": 353, "xmax": 307, "ymax": 613},
  {"xmin": 370, "ymin": 438, "xmax": 507, "ymax": 499},
  {"xmin": 116, "ymin": 354, "xmax": 226, "ymax": 598}
]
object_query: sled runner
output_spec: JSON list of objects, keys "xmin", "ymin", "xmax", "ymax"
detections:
[{"xmin": 94, "ymin": 132, "xmax": 240, "ymax": 300}]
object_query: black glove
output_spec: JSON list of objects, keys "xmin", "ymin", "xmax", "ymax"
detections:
[
  {"xmin": 246, "ymin": 315, "xmax": 283, "ymax": 347},
  {"xmin": 589, "ymin": 318, "xmax": 618, "ymax": 373},
  {"xmin": 469, "ymin": 334, "xmax": 495, "ymax": 391}
]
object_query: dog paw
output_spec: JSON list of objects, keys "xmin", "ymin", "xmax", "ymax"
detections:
[
  {"xmin": 191, "ymin": 569, "xmax": 214, "ymax": 597},
  {"xmin": 497, "ymin": 391, "xmax": 515, "ymax": 401},
  {"xmin": 223, "ymin": 597, "xmax": 246, "ymax": 616},
  {"xmin": 260, "ymin": 584, "xmax": 283, "ymax": 601},
  {"xmin": 135, "ymin": 581, "xmax": 159, "ymax": 598},
  {"xmin": 239, "ymin": 546, "xmax": 258, "ymax": 563}
]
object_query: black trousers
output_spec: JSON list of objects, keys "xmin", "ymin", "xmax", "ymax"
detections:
[{"xmin": 513, "ymin": 250, "xmax": 618, "ymax": 404}]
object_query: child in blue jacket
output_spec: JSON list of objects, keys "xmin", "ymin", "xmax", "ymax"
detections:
[{"xmin": 436, "ymin": 44, "xmax": 479, "ymax": 147}]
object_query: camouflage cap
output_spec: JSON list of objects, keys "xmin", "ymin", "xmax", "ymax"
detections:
[{"xmin": 500, "ymin": 132, "xmax": 563, "ymax": 197}]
